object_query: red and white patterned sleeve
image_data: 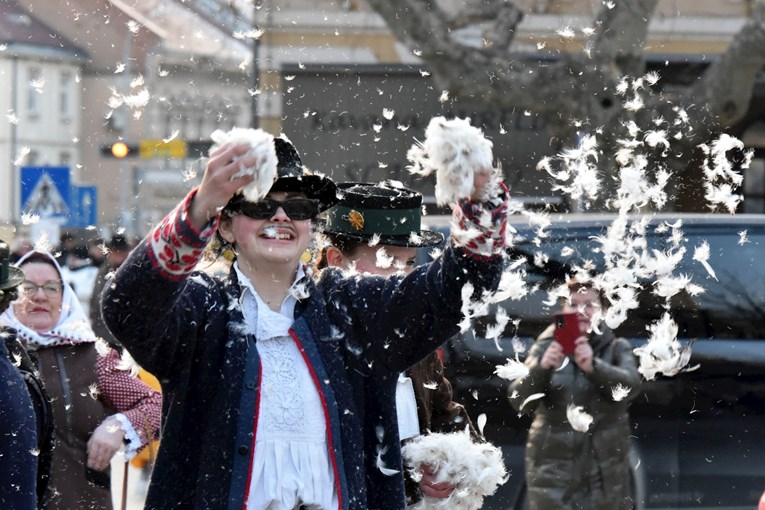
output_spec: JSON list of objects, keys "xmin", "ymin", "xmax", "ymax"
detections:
[
  {"xmin": 97, "ymin": 348, "xmax": 162, "ymax": 459},
  {"xmin": 451, "ymin": 182, "xmax": 509, "ymax": 258},
  {"xmin": 147, "ymin": 186, "xmax": 221, "ymax": 281}
]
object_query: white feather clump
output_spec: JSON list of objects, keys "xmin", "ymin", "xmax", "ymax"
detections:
[
  {"xmin": 375, "ymin": 425, "xmax": 400, "ymax": 476},
  {"xmin": 458, "ymin": 283, "xmax": 492, "ymax": 334},
  {"xmin": 611, "ymin": 384, "xmax": 632, "ymax": 402},
  {"xmin": 566, "ymin": 404, "xmax": 594, "ymax": 432},
  {"xmin": 209, "ymin": 127, "xmax": 278, "ymax": 202},
  {"xmin": 632, "ymin": 313, "xmax": 694, "ymax": 380},
  {"xmin": 700, "ymin": 134, "xmax": 752, "ymax": 214},
  {"xmin": 407, "ymin": 117, "xmax": 494, "ymax": 205},
  {"xmin": 115, "ymin": 348, "xmax": 141, "ymax": 377},
  {"xmin": 402, "ymin": 428, "xmax": 508, "ymax": 510},
  {"xmin": 494, "ymin": 356, "xmax": 529, "ymax": 382}
]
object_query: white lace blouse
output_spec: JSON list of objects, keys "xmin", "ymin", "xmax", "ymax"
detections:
[{"xmin": 235, "ymin": 263, "xmax": 338, "ymax": 510}]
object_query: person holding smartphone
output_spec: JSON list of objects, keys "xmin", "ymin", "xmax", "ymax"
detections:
[{"xmin": 509, "ymin": 279, "xmax": 641, "ymax": 510}]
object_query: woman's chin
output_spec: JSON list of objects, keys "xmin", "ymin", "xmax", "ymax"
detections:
[{"xmin": 28, "ymin": 320, "xmax": 55, "ymax": 332}]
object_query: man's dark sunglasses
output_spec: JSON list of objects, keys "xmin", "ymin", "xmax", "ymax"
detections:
[{"xmin": 236, "ymin": 198, "xmax": 320, "ymax": 220}]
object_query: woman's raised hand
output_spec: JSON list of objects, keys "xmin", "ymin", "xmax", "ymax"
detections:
[
  {"xmin": 470, "ymin": 166, "xmax": 495, "ymax": 202},
  {"xmin": 189, "ymin": 143, "xmax": 258, "ymax": 230}
]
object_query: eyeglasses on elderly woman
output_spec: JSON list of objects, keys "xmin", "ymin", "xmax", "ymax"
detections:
[{"xmin": 20, "ymin": 281, "xmax": 63, "ymax": 297}]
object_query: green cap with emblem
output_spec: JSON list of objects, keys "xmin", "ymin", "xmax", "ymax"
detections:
[{"xmin": 323, "ymin": 182, "xmax": 444, "ymax": 247}]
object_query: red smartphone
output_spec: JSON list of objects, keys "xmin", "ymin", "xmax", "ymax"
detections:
[{"xmin": 553, "ymin": 312, "xmax": 580, "ymax": 355}]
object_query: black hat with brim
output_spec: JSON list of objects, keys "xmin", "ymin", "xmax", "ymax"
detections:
[
  {"xmin": 323, "ymin": 182, "xmax": 444, "ymax": 248},
  {"xmin": 224, "ymin": 137, "xmax": 338, "ymax": 214},
  {"xmin": 0, "ymin": 240, "xmax": 25, "ymax": 291}
]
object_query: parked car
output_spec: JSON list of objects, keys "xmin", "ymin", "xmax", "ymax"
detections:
[{"xmin": 431, "ymin": 213, "xmax": 765, "ymax": 509}]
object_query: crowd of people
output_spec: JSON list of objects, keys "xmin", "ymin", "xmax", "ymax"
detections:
[{"xmin": 0, "ymin": 129, "xmax": 641, "ymax": 510}]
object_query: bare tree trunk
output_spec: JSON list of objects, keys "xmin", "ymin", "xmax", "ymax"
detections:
[{"xmin": 363, "ymin": 0, "xmax": 765, "ymax": 209}]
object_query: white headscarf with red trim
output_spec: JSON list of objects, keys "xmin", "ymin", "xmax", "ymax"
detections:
[{"xmin": 0, "ymin": 250, "xmax": 99, "ymax": 348}]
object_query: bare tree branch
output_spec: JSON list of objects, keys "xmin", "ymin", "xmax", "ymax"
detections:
[
  {"xmin": 591, "ymin": 0, "xmax": 658, "ymax": 76},
  {"xmin": 364, "ymin": 0, "xmax": 765, "ymax": 208},
  {"xmin": 362, "ymin": 0, "xmax": 457, "ymax": 60},
  {"xmin": 686, "ymin": 3, "xmax": 765, "ymax": 128},
  {"xmin": 444, "ymin": 0, "xmax": 525, "ymax": 51},
  {"xmin": 483, "ymin": 2, "xmax": 525, "ymax": 50}
]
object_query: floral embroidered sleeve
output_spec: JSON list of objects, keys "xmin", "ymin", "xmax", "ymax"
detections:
[
  {"xmin": 97, "ymin": 348, "xmax": 162, "ymax": 459},
  {"xmin": 451, "ymin": 182, "xmax": 509, "ymax": 258},
  {"xmin": 147, "ymin": 187, "xmax": 220, "ymax": 281}
]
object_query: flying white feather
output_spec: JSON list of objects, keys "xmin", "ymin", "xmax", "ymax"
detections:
[
  {"xmin": 375, "ymin": 425, "xmax": 400, "ymax": 476},
  {"xmin": 519, "ymin": 392, "xmax": 546, "ymax": 410},
  {"xmin": 633, "ymin": 313, "xmax": 693, "ymax": 380},
  {"xmin": 566, "ymin": 404, "xmax": 594, "ymax": 432},
  {"xmin": 611, "ymin": 384, "xmax": 631, "ymax": 402},
  {"xmin": 692, "ymin": 241, "xmax": 717, "ymax": 280},
  {"xmin": 494, "ymin": 356, "xmax": 529, "ymax": 382}
]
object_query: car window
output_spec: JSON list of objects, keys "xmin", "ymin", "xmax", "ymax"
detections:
[{"xmin": 488, "ymin": 226, "xmax": 764, "ymax": 342}]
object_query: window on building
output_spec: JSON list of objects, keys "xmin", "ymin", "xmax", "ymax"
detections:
[
  {"xmin": 27, "ymin": 67, "xmax": 41, "ymax": 116},
  {"xmin": 60, "ymin": 71, "xmax": 72, "ymax": 120}
]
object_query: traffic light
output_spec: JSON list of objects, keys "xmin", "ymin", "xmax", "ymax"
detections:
[
  {"xmin": 100, "ymin": 141, "xmax": 138, "ymax": 158},
  {"xmin": 111, "ymin": 141, "xmax": 129, "ymax": 158},
  {"xmin": 99, "ymin": 139, "xmax": 213, "ymax": 159}
]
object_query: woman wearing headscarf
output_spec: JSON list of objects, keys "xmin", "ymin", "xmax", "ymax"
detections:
[{"xmin": 0, "ymin": 250, "xmax": 162, "ymax": 510}]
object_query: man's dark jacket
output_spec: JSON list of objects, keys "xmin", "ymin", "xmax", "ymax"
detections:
[{"xmin": 101, "ymin": 191, "xmax": 504, "ymax": 510}]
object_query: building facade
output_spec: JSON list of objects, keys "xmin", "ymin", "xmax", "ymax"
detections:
[
  {"xmin": 1, "ymin": 0, "xmax": 763, "ymax": 238},
  {"xmin": 0, "ymin": 2, "xmax": 86, "ymax": 229}
]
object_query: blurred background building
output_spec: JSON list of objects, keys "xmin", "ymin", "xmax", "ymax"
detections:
[{"xmin": 1, "ymin": 0, "xmax": 763, "ymax": 242}]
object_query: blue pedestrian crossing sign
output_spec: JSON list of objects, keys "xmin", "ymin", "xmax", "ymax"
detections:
[
  {"xmin": 20, "ymin": 166, "xmax": 71, "ymax": 220},
  {"xmin": 71, "ymin": 185, "xmax": 97, "ymax": 227}
]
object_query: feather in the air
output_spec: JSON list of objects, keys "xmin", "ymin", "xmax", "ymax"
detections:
[
  {"xmin": 611, "ymin": 384, "xmax": 631, "ymax": 401},
  {"xmin": 566, "ymin": 404, "xmax": 594, "ymax": 432},
  {"xmin": 375, "ymin": 425, "xmax": 400, "ymax": 476},
  {"xmin": 692, "ymin": 241, "xmax": 717, "ymax": 280},
  {"xmin": 494, "ymin": 356, "xmax": 529, "ymax": 382},
  {"xmin": 633, "ymin": 313, "xmax": 693, "ymax": 380},
  {"xmin": 519, "ymin": 392, "xmax": 545, "ymax": 410}
]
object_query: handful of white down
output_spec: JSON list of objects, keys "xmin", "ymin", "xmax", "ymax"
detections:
[
  {"xmin": 402, "ymin": 428, "xmax": 508, "ymax": 510},
  {"xmin": 209, "ymin": 127, "xmax": 278, "ymax": 202}
]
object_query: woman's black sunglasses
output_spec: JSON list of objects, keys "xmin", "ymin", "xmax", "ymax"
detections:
[{"xmin": 235, "ymin": 198, "xmax": 320, "ymax": 220}]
